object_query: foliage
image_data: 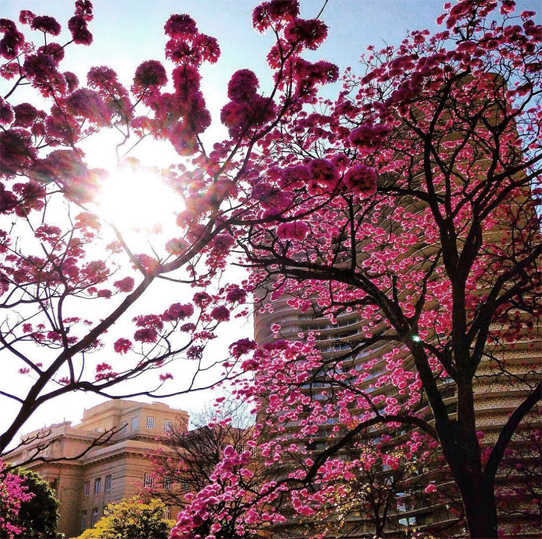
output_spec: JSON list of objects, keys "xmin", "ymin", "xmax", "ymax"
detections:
[
  {"xmin": 167, "ymin": 1, "xmax": 541, "ymax": 539},
  {"xmin": 0, "ymin": 460, "xmax": 34, "ymax": 539},
  {"xmin": 144, "ymin": 402, "xmax": 278, "ymax": 538},
  {"xmin": 1, "ymin": 1, "xmax": 541, "ymax": 538},
  {"xmin": 74, "ymin": 497, "xmax": 175, "ymax": 539},
  {"xmin": 145, "ymin": 403, "xmax": 252, "ymax": 505},
  {"xmin": 12, "ymin": 468, "xmax": 61, "ymax": 539},
  {"xmin": 0, "ymin": 0, "xmax": 324, "ymax": 456}
]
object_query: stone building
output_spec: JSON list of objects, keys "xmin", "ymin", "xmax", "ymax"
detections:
[{"xmin": 8, "ymin": 400, "xmax": 188, "ymax": 538}]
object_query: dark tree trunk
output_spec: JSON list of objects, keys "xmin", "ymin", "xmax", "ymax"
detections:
[
  {"xmin": 459, "ymin": 476, "xmax": 498, "ymax": 539},
  {"xmin": 438, "ymin": 380, "xmax": 499, "ymax": 539}
]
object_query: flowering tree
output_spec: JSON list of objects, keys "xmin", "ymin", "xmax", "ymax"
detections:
[
  {"xmin": 0, "ymin": 0, "xmax": 337, "ymax": 457},
  {"xmin": 10, "ymin": 468, "xmax": 61, "ymax": 538},
  {"xmin": 1, "ymin": 0, "xmax": 541, "ymax": 537},
  {"xmin": 168, "ymin": 1, "xmax": 542, "ymax": 538},
  {"xmin": 0, "ymin": 460, "xmax": 34, "ymax": 539},
  {"xmin": 146, "ymin": 413, "xmax": 279, "ymax": 539},
  {"xmin": 298, "ymin": 432, "xmax": 460, "ymax": 538}
]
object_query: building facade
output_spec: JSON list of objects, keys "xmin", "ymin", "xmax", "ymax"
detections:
[{"xmin": 8, "ymin": 400, "xmax": 188, "ymax": 538}]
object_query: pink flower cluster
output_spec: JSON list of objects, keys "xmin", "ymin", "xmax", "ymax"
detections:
[
  {"xmin": 343, "ymin": 165, "xmax": 378, "ymax": 195},
  {"xmin": 162, "ymin": 303, "xmax": 194, "ymax": 322},
  {"xmin": 0, "ymin": 19, "xmax": 25, "ymax": 60},
  {"xmin": 276, "ymin": 221, "xmax": 309, "ymax": 241},
  {"xmin": 211, "ymin": 305, "xmax": 230, "ymax": 322},
  {"xmin": 132, "ymin": 60, "xmax": 168, "ymax": 98},
  {"xmin": 0, "ymin": 460, "xmax": 34, "ymax": 539},
  {"xmin": 221, "ymin": 69, "xmax": 276, "ymax": 138},
  {"xmin": 252, "ymin": 0, "xmax": 299, "ymax": 33},
  {"xmin": 164, "ymin": 13, "xmax": 220, "ymax": 66},
  {"xmin": 349, "ymin": 124, "xmax": 390, "ymax": 153}
]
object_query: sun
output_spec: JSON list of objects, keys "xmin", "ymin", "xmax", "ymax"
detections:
[{"xmin": 96, "ymin": 168, "xmax": 182, "ymax": 234}]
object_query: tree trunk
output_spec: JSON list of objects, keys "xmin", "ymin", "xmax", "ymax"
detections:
[
  {"xmin": 439, "ymin": 380, "xmax": 499, "ymax": 538},
  {"xmin": 459, "ymin": 478, "xmax": 498, "ymax": 539}
]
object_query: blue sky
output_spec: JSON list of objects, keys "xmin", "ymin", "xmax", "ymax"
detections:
[
  {"xmin": 0, "ymin": 0, "xmax": 540, "ymax": 443},
  {"xmin": 3, "ymin": 0, "xmax": 539, "ymax": 135}
]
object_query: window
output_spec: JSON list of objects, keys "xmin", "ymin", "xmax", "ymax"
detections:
[
  {"xmin": 163, "ymin": 475, "xmax": 172, "ymax": 490},
  {"xmin": 163, "ymin": 419, "xmax": 173, "ymax": 432},
  {"xmin": 105, "ymin": 475, "xmax": 112, "ymax": 492},
  {"xmin": 84, "ymin": 481, "xmax": 90, "ymax": 496},
  {"xmin": 120, "ymin": 421, "xmax": 128, "ymax": 434},
  {"xmin": 146, "ymin": 417, "xmax": 155, "ymax": 429},
  {"xmin": 91, "ymin": 508, "xmax": 99, "ymax": 527},
  {"xmin": 94, "ymin": 477, "xmax": 101, "ymax": 494},
  {"xmin": 131, "ymin": 417, "xmax": 139, "ymax": 430},
  {"xmin": 180, "ymin": 479, "xmax": 191, "ymax": 493},
  {"xmin": 144, "ymin": 473, "xmax": 154, "ymax": 488},
  {"xmin": 163, "ymin": 506, "xmax": 171, "ymax": 519},
  {"xmin": 80, "ymin": 511, "xmax": 88, "ymax": 532}
]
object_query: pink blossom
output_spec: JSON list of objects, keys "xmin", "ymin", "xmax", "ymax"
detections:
[
  {"xmin": 134, "ymin": 254, "xmax": 158, "ymax": 273},
  {"xmin": 284, "ymin": 18, "xmax": 328, "ymax": 50},
  {"xmin": 195, "ymin": 34, "xmax": 220, "ymax": 63},
  {"xmin": 187, "ymin": 345, "xmax": 204, "ymax": 359},
  {"xmin": 162, "ymin": 303, "xmax": 194, "ymax": 321},
  {"xmin": 67, "ymin": 15, "xmax": 93, "ymax": 45},
  {"xmin": 114, "ymin": 338, "xmax": 132, "ymax": 354},
  {"xmin": 213, "ymin": 234, "xmax": 235, "ymax": 252},
  {"xmin": 65, "ymin": 88, "xmax": 111, "ymax": 124},
  {"xmin": 164, "ymin": 14, "xmax": 198, "ymax": 38},
  {"xmin": 132, "ymin": 60, "xmax": 167, "ymax": 95},
  {"xmin": 280, "ymin": 164, "xmax": 310, "ymax": 188},
  {"xmin": 113, "ymin": 276, "xmax": 135, "ymax": 293},
  {"xmin": 0, "ymin": 21, "xmax": 25, "ymax": 60},
  {"xmin": 19, "ymin": 10, "xmax": 35, "ymax": 25},
  {"xmin": 31, "ymin": 15, "xmax": 61, "ymax": 35},
  {"xmin": 12, "ymin": 103, "xmax": 43, "ymax": 128},
  {"xmin": 133, "ymin": 314, "xmax": 164, "ymax": 330},
  {"xmin": 172, "ymin": 65, "xmax": 200, "ymax": 100},
  {"xmin": 308, "ymin": 158, "xmax": 339, "ymax": 191},
  {"xmin": 230, "ymin": 338, "xmax": 257, "ymax": 358},
  {"xmin": 134, "ymin": 327, "xmax": 158, "ymax": 343},
  {"xmin": 228, "ymin": 69, "xmax": 259, "ymax": 101},
  {"xmin": 211, "ymin": 306, "xmax": 230, "ymax": 322},
  {"xmin": 96, "ymin": 362, "xmax": 112, "ymax": 373},
  {"xmin": 226, "ymin": 286, "xmax": 246, "ymax": 303},
  {"xmin": 349, "ymin": 124, "xmax": 390, "ymax": 152},
  {"xmin": 276, "ymin": 221, "xmax": 309, "ymax": 241},
  {"xmin": 0, "ymin": 97, "xmax": 13, "ymax": 125},
  {"xmin": 64, "ymin": 71, "xmax": 79, "ymax": 92},
  {"xmin": 343, "ymin": 165, "xmax": 378, "ymax": 195},
  {"xmin": 193, "ymin": 291, "xmax": 212, "ymax": 306}
]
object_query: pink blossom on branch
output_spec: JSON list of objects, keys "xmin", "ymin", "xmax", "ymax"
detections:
[
  {"xmin": 210, "ymin": 306, "xmax": 230, "ymax": 322},
  {"xmin": 276, "ymin": 221, "xmax": 309, "ymax": 241},
  {"xmin": 342, "ymin": 165, "xmax": 378, "ymax": 195}
]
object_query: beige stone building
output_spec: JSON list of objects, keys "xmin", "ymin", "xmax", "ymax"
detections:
[{"xmin": 8, "ymin": 400, "xmax": 188, "ymax": 538}]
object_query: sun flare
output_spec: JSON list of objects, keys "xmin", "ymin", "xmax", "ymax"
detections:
[{"xmin": 96, "ymin": 168, "xmax": 181, "ymax": 234}]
